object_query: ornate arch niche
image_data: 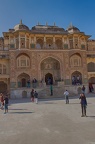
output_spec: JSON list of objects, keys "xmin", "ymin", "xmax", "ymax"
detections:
[
  {"xmin": 16, "ymin": 54, "xmax": 30, "ymax": 68},
  {"xmin": 70, "ymin": 53, "xmax": 82, "ymax": 67},
  {"xmin": 40, "ymin": 57, "xmax": 61, "ymax": 83}
]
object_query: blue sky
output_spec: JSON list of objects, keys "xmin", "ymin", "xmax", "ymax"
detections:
[{"xmin": 0, "ymin": 0, "xmax": 95, "ymax": 39}]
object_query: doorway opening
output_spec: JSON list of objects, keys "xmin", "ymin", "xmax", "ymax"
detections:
[{"xmin": 45, "ymin": 73, "xmax": 53, "ymax": 85}]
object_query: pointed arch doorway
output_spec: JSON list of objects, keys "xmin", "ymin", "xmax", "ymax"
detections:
[
  {"xmin": 40, "ymin": 57, "xmax": 61, "ymax": 85},
  {"xmin": 22, "ymin": 78, "xmax": 26, "ymax": 87},
  {"xmin": 45, "ymin": 73, "xmax": 53, "ymax": 85}
]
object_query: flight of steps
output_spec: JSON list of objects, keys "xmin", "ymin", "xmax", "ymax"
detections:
[{"xmin": 38, "ymin": 86, "xmax": 77, "ymax": 99}]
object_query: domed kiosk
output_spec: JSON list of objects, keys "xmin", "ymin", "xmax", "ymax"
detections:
[
  {"xmin": 67, "ymin": 23, "xmax": 80, "ymax": 33},
  {"xmin": 14, "ymin": 20, "xmax": 29, "ymax": 31}
]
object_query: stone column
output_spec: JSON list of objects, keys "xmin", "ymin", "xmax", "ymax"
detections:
[
  {"xmin": 19, "ymin": 34, "xmax": 20, "ymax": 50},
  {"xmin": 34, "ymin": 36, "xmax": 36, "ymax": 44},
  {"xmin": 43, "ymin": 36, "xmax": 46, "ymax": 49},
  {"xmin": 67, "ymin": 37, "xmax": 70, "ymax": 49},
  {"xmin": 14, "ymin": 36, "xmax": 16, "ymax": 49},
  {"xmin": 53, "ymin": 36, "xmax": 56, "ymax": 49},
  {"xmin": 25, "ymin": 34, "xmax": 26, "ymax": 48},
  {"xmin": 29, "ymin": 36, "xmax": 31, "ymax": 49},
  {"xmin": 9, "ymin": 36, "xmax": 10, "ymax": 49},
  {"xmin": 62, "ymin": 37, "xmax": 64, "ymax": 49}
]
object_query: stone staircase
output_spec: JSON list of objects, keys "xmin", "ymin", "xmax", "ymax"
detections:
[
  {"xmin": 38, "ymin": 86, "xmax": 77, "ymax": 99},
  {"xmin": 10, "ymin": 85, "xmax": 78, "ymax": 99}
]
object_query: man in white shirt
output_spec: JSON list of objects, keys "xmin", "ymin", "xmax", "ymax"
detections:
[{"xmin": 64, "ymin": 90, "xmax": 69, "ymax": 104}]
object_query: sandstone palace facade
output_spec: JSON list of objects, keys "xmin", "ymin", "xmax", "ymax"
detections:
[{"xmin": 0, "ymin": 20, "xmax": 95, "ymax": 98}]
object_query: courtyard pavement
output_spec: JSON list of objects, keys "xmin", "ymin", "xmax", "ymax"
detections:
[{"xmin": 0, "ymin": 93, "xmax": 95, "ymax": 144}]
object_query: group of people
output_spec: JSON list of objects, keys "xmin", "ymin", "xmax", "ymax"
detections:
[
  {"xmin": 31, "ymin": 89, "xmax": 38, "ymax": 104},
  {"xmin": 0, "ymin": 85, "xmax": 88, "ymax": 117},
  {"xmin": 72, "ymin": 75, "xmax": 82, "ymax": 85},
  {"xmin": 64, "ymin": 85, "xmax": 87, "ymax": 117},
  {"xmin": 0, "ymin": 93, "xmax": 9, "ymax": 114},
  {"xmin": 27, "ymin": 78, "xmax": 38, "ymax": 88}
]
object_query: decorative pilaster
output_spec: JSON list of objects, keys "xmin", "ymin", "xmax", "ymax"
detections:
[
  {"xmin": 19, "ymin": 34, "xmax": 20, "ymax": 50},
  {"xmin": 43, "ymin": 36, "xmax": 46, "ymax": 48},
  {"xmin": 25, "ymin": 34, "xmax": 26, "ymax": 48},
  {"xmin": 53, "ymin": 36, "xmax": 56, "ymax": 49}
]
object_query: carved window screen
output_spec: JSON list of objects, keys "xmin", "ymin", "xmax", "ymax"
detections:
[
  {"xmin": 17, "ymin": 55, "xmax": 30, "ymax": 68},
  {"xmin": 70, "ymin": 55, "xmax": 81, "ymax": 67}
]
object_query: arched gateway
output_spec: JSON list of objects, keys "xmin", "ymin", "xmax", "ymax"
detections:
[
  {"xmin": 41, "ymin": 57, "xmax": 61, "ymax": 85},
  {"xmin": 45, "ymin": 73, "xmax": 53, "ymax": 85}
]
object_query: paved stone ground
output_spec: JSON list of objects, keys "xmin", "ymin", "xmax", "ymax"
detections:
[{"xmin": 0, "ymin": 93, "xmax": 95, "ymax": 144}]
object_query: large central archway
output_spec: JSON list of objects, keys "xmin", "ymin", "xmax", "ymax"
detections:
[{"xmin": 41, "ymin": 57, "xmax": 61, "ymax": 85}]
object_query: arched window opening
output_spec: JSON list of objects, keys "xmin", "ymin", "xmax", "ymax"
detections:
[
  {"xmin": 70, "ymin": 54, "xmax": 81, "ymax": 67},
  {"xmin": 0, "ymin": 64, "xmax": 6, "ymax": 74},
  {"xmin": 17, "ymin": 55, "xmax": 30, "ymax": 68},
  {"xmin": 55, "ymin": 39, "xmax": 62, "ymax": 49},
  {"xmin": 46, "ymin": 39, "xmax": 53, "ymax": 49},
  {"xmin": 36, "ymin": 39, "xmax": 43, "ymax": 49}
]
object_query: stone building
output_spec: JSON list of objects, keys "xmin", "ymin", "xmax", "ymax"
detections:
[{"xmin": 0, "ymin": 20, "xmax": 95, "ymax": 98}]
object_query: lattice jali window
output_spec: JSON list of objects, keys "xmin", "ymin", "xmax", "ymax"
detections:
[
  {"xmin": 70, "ymin": 55, "xmax": 81, "ymax": 67},
  {"xmin": 17, "ymin": 55, "xmax": 30, "ymax": 68},
  {"xmin": 0, "ymin": 64, "xmax": 6, "ymax": 74}
]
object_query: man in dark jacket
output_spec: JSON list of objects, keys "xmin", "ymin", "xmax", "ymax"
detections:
[{"xmin": 79, "ymin": 93, "xmax": 87, "ymax": 117}]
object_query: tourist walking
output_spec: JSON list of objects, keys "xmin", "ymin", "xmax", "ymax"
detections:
[
  {"xmin": 79, "ymin": 93, "xmax": 87, "ymax": 117},
  {"xmin": 31, "ymin": 89, "xmax": 34, "ymax": 102},
  {"xmin": 4, "ymin": 95, "xmax": 9, "ymax": 114},
  {"xmin": 34, "ymin": 91, "xmax": 38, "ymax": 104},
  {"xmin": 64, "ymin": 90, "xmax": 69, "ymax": 104}
]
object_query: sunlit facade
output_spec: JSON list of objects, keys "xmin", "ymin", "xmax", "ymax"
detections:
[{"xmin": 0, "ymin": 20, "xmax": 95, "ymax": 97}]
